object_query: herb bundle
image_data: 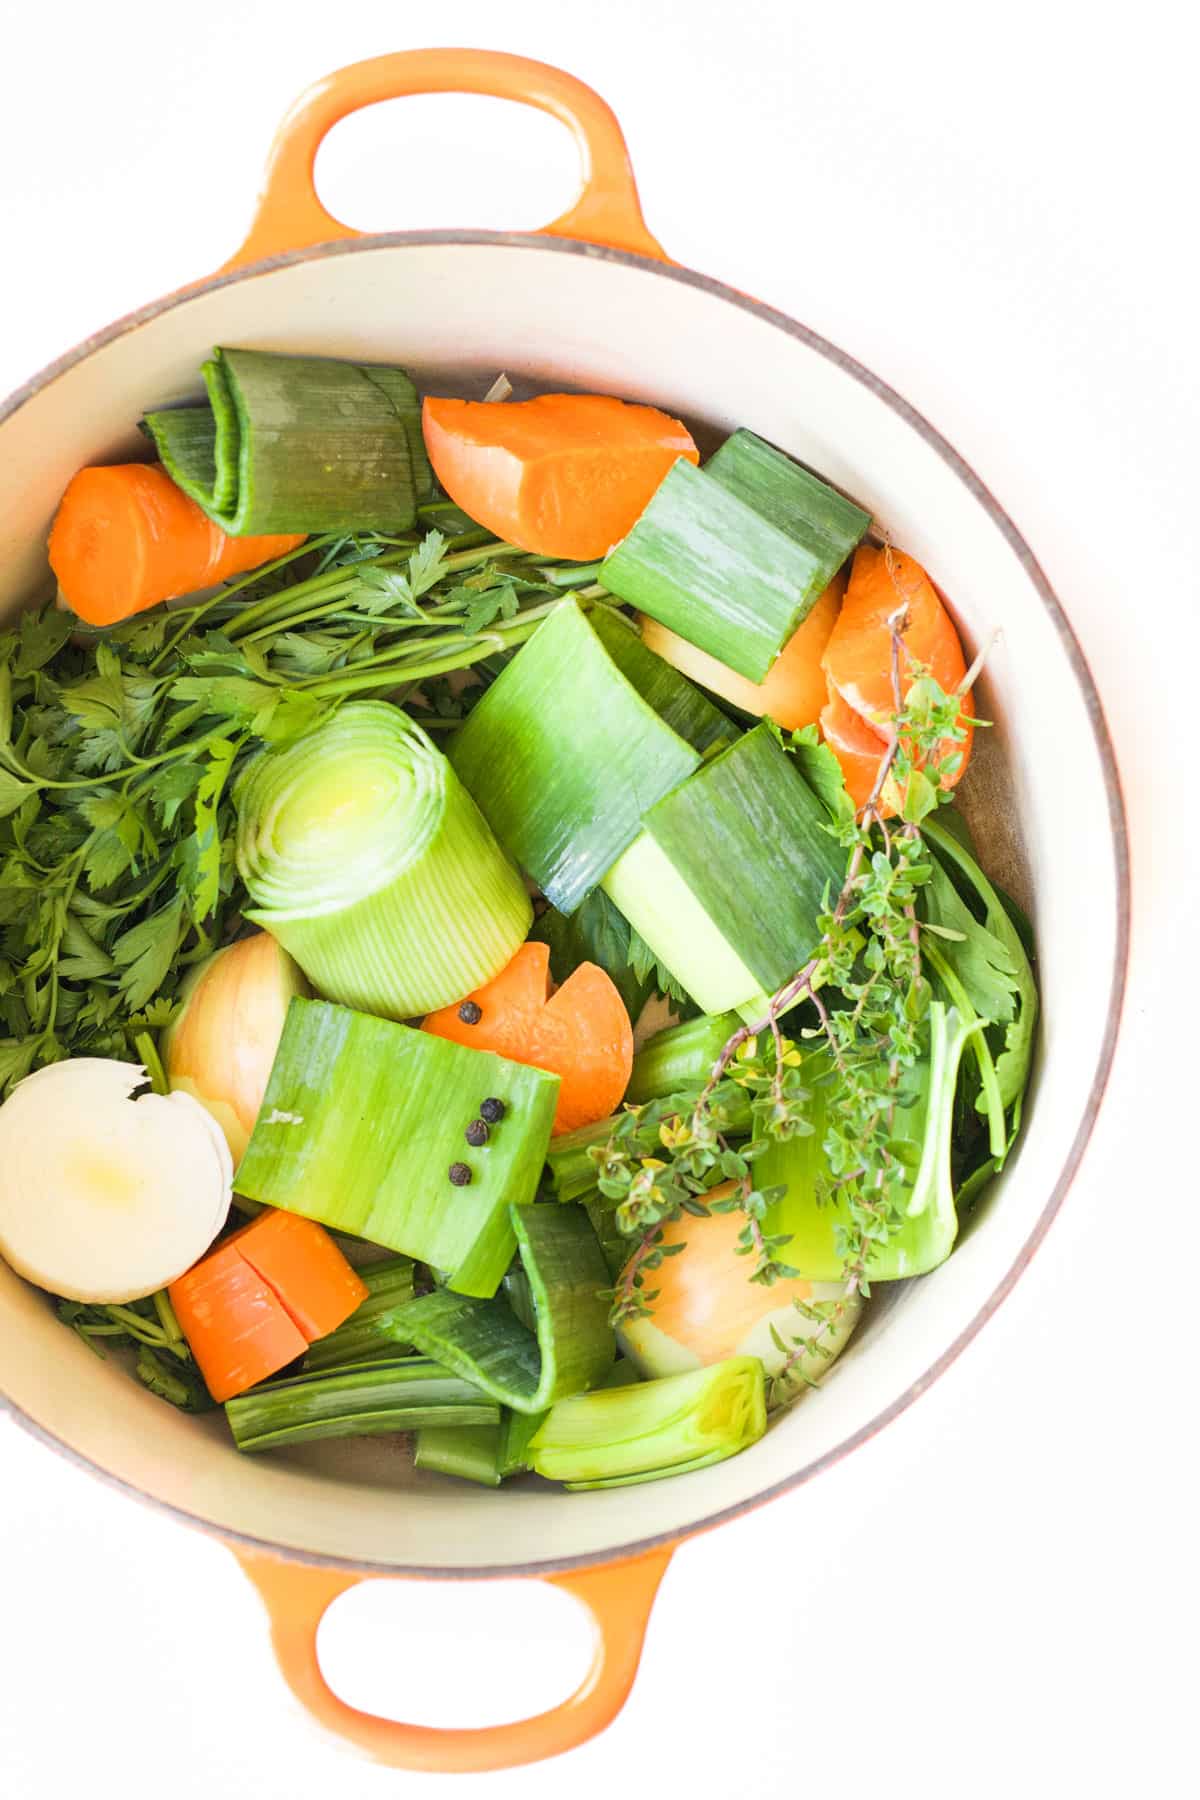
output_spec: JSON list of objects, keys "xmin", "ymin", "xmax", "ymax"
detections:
[
  {"xmin": 592, "ymin": 599, "xmax": 1035, "ymax": 1407},
  {"xmin": 0, "ymin": 525, "xmax": 604, "ymax": 1094}
]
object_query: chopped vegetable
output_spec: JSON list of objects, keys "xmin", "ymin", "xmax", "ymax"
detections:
[
  {"xmin": 449, "ymin": 599, "xmax": 701, "ymax": 913},
  {"xmin": 225, "ymin": 1356, "xmax": 499, "ymax": 1453},
  {"xmin": 820, "ymin": 545, "xmax": 975, "ymax": 809},
  {"xmin": 421, "ymin": 393, "xmax": 699, "ymax": 559},
  {"xmin": 391, "ymin": 1204, "xmax": 614, "ymax": 1412},
  {"xmin": 236, "ymin": 701, "xmax": 531, "ymax": 1019},
  {"xmin": 423, "ymin": 942, "xmax": 633, "ymax": 1134},
  {"xmin": 47, "ymin": 464, "xmax": 305, "ymax": 627},
  {"xmin": 706, "ymin": 428, "xmax": 869, "ymax": 553},
  {"xmin": 600, "ymin": 442, "xmax": 866, "ymax": 682},
  {"xmin": 602, "ymin": 724, "xmax": 844, "ymax": 1018},
  {"xmin": 583, "ymin": 604, "xmax": 736, "ymax": 757},
  {"xmin": 615, "ymin": 1184, "xmax": 861, "ymax": 1380},
  {"xmin": 169, "ymin": 1210, "xmax": 366, "ymax": 1402},
  {"xmin": 545, "ymin": 1078, "xmax": 754, "ymax": 1208},
  {"xmin": 755, "ymin": 1008, "xmax": 981, "ymax": 1282},
  {"xmin": 143, "ymin": 350, "xmax": 431, "ymax": 535},
  {"xmin": 0, "ymin": 1059, "xmax": 231, "ymax": 1302},
  {"xmin": 162, "ymin": 931, "xmax": 309, "ymax": 1164},
  {"xmin": 637, "ymin": 570, "xmax": 844, "ymax": 730},
  {"xmin": 302, "ymin": 1257, "xmax": 416, "ymax": 1370},
  {"xmin": 235, "ymin": 999, "xmax": 559, "ymax": 1297},
  {"xmin": 529, "ymin": 1355, "xmax": 766, "ymax": 1488},
  {"xmin": 626, "ymin": 1011, "xmax": 741, "ymax": 1105},
  {"xmin": 414, "ymin": 1421, "xmax": 504, "ymax": 1486}
]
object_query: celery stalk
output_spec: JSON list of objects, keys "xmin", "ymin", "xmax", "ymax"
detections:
[
  {"xmin": 225, "ymin": 1357, "xmax": 499, "ymax": 1453},
  {"xmin": 529, "ymin": 1357, "xmax": 765, "ymax": 1486}
]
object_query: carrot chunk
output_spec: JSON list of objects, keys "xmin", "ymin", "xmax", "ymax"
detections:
[
  {"xmin": 421, "ymin": 394, "xmax": 699, "ymax": 560},
  {"xmin": 169, "ymin": 1212, "xmax": 366, "ymax": 1402},
  {"xmin": 48, "ymin": 463, "xmax": 305, "ymax": 626},
  {"xmin": 422, "ymin": 942, "xmax": 633, "ymax": 1134}
]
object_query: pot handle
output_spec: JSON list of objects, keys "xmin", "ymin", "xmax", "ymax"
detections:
[
  {"xmin": 222, "ymin": 48, "xmax": 669, "ymax": 272},
  {"xmin": 233, "ymin": 1540, "xmax": 675, "ymax": 1773}
]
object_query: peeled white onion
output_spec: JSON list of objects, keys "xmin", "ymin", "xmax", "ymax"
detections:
[{"xmin": 0, "ymin": 1058, "xmax": 233, "ymax": 1302}]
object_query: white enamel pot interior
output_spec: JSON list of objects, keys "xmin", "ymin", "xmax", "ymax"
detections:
[{"xmin": 0, "ymin": 51, "xmax": 1128, "ymax": 1774}]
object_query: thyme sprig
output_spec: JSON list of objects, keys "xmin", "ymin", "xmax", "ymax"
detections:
[{"xmin": 598, "ymin": 597, "xmax": 978, "ymax": 1406}]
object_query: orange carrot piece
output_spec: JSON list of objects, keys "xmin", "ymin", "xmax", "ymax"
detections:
[
  {"xmin": 170, "ymin": 1212, "xmax": 366, "ymax": 1401},
  {"xmin": 421, "ymin": 394, "xmax": 699, "ymax": 560},
  {"xmin": 820, "ymin": 545, "xmax": 975, "ymax": 810},
  {"xmin": 423, "ymin": 941, "xmax": 633, "ymax": 1134},
  {"xmin": 638, "ymin": 569, "xmax": 846, "ymax": 731},
  {"xmin": 47, "ymin": 464, "xmax": 305, "ymax": 627},
  {"xmin": 820, "ymin": 680, "xmax": 893, "ymax": 814},
  {"xmin": 168, "ymin": 1241, "xmax": 308, "ymax": 1404},
  {"xmin": 527, "ymin": 963, "xmax": 634, "ymax": 1133},
  {"xmin": 421, "ymin": 940, "xmax": 552, "ymax": 1060},
  {"xmin": 229, "ymin": 1210, "xmax": 368, "ymax": 1342}
]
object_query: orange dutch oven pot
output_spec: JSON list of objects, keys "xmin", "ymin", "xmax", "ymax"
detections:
[{"xmin": 0, "ymin": 48, "xmax": 1128, "ymax": 1774}]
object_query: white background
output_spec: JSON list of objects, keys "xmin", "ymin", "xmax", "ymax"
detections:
[{"xmin": 1, "ymin": 2, "xmax": 1196, "ymax": 1795}]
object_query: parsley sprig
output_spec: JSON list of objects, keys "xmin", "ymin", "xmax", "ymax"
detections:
[{"xmin": 0, "ymin": 527, "xmax": 599, "ymax": 1093}]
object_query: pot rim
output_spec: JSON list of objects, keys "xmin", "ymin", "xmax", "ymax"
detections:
[{"xmin": 0, "ymin": 230, "xmax": 1131, "ymax": 1578}]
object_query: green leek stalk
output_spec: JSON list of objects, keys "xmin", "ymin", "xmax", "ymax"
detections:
[
  {"xmin": 391, "ymin": 1204, "xmax": 614, "ymax": 1412},
  {"xmin": 235, "ymin": 701, "xmax": 531, "ymax": 1019},
  {"xmin": 302, "ymin": 1257, "xmax": 416, "ymax": 1370},
  {"xmin": 236, "ymin": 1000, "xmax": 560, "ymax": 1297},
  {"xmin": 754, "ymin": 1005, "xmax": 982, "ymax": 1281},
  {"xmin": 602, "ymin": 724, "xmax": 844, "ymax": 1020},
  {"xmin": 626, "ymin": 1012, "xmax": 740, "ymax": 1104},
  {"xmin": 142, "ymin": 349, "xmax": 432, "ymax": 535},
  {"xmin": 414, "ymin": 1423, "xmax": 504, "ymax": 1486},
  {"xmin": 529, "ymin": 1356, "xmax": 766, "ymax": 1489},
  {"xmin": 599, "ymin": 445, "xmax": 868, "ymax": 682},
  {"xmin": 449, "ymin": 599, "xmax": 704, "ymax": 914},
  {"xmin": 225, "ymin": 1357, "xmax": 499, "ymax": 1453}
]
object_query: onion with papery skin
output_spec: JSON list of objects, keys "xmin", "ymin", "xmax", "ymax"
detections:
[
  {"xmin": 235, "ymin": 701, "xmax": 532, "ymax": 1020},
  {"xmin": 616, "ymin": 1182, "xmax": 861, "ymax": 1383},
  {"xmin": 0, "ymin": 1059, "xmax": 232, "ymax": 1302},
  {"xmin": 162, "ymin": 931, "xmax": 309, "ymax": 1164}
]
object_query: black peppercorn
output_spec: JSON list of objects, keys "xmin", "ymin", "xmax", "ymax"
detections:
[
  {"xmin": 448, "ymin": 1162, "xmax": 472, "ymax": 1187},
  {"xmin": 465, "ymin": 1119, "xmax": 489, "ymax": 1147},
  {"xmin": 458, "ymin": 1000, "xmax": 483, "ymax": 1025},
  {"xmin": 479, "ymin": 1097, "xmax": 505, "ymax": 1124}
]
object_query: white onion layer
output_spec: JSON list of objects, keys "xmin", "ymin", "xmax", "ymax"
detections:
[{"xmin": 0, "ymin": 1058, "xmax": 233, "ymax": 1302}]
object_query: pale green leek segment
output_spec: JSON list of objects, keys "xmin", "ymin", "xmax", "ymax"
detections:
[
  {"xmin": 390, "ymin": 1204, "xmax": 615, "ymax": 1413},
  {"xmin": 600, "ymin": 450, "xmax": 866, "ymax": 682},
  {"xmin": 236, "ymin": 700, "xmax": 531, "ymax": 1019},
  {"xmin": 449, "ymin": 599, "xmax": 701, "ymax": 914},
  {"xmin": 626, "ymin": 1012, "xmax": 741, "ymax": 1104},
  {"xmin": 529, "ymin": 1357, "xmax": 766, "ymax": 1487},
  {"xmin": 235, "ymin": 1000, "xmax": 560, "ymax": 1298},
  {"xmin": 602, "ymin": 725, "xmax": 843, "ymax": 1018},
  {"xmin": 226, "ymin": 1357, "xmax": 498, "ymax": 1453}
]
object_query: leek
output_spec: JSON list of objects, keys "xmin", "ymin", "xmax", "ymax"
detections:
[
  {"xmin": 586, "ymin": 607, "xmax": 737, "ymax": 757},
  {"xmin": 389, "ymin": 1204, "xmax": 614, "ymax": 1412},
  {"xmin": 142, "ymin": 349, "xmax": 432, "ymax": 535},
  {"xmin": 225, "ymin": 1357, "xmax": 498, "ymax": 1453},
  {"xmin": 602, "ymin": 725, "xmax": 844, "ymax": 1019},
  {"xmin": 302, "ymin": 1257, "xmax": 416, "ymax": 1370},
  {"xmin": 600, "ymin": 454, "xmax": 861, "ymax": 683},
  {"xmin": 414, "ymin": 1422, "xmax": 504, "ymax": 1486},
  {"xmin": 706, "ymin": 429, "xmax": 869, "ymax": 565},
  {"xmin": 754, "ymin": 1007, "xmax": 981, "ymax": 1281},
  {"xmin": 529, "ymin": 1356, "xmax": 766, "ymax": 1488},
  {"xmin": 449, "ymin": 600, "xmax": 701, "ymax": 914},
  {"xmin": 626, "ymin": 1011, "xmax": 740, "ymax": 1104},
  {"xmin": 235, "ymin": 1000, "xmax": 559, "ymax": 1298},
  {"xmin": 236, "ymin": 701, "xmax": 531, "ymax": 1019}
]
